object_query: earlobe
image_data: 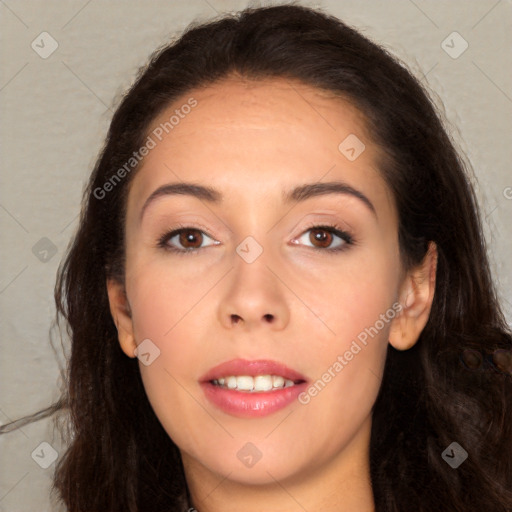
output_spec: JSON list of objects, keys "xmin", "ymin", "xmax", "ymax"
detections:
[
  {"xmin": 389, "ymin": 241, "xmax": 438, "ymax": 351},
  {"xmin": 106, "ymin": 278, "xmax": 137, "ymax": 358}
]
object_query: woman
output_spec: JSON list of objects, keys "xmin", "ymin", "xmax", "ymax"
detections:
[{"xmin": 2, "ymin": 4, "xmax": 511, "ymax": 511}]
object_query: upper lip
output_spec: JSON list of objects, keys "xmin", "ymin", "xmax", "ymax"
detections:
[{"xmin": 200, "ymin": 358, "xmax": 308, "ymax": 383}]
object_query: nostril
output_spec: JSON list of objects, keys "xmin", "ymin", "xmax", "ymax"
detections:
[
  {"xmin": 231, "ymin": 314, "xmax": 242, "ymax": 324},
  {"xmin": 263, "ymin": 313, "xmax": 274, "ymax": 322}
]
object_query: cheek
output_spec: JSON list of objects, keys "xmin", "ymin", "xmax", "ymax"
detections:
[
  {"xmin": 125, "ymin": 275, "xmax": 207, "ymax": 446},
  {"xmin": 125, "ymin": 252, "xmax": 223, "ymax": 340},
  {"xmin": 124, "ymin": 258, "xmax": 220, "ymax": 417},
  {"xmin": 295, "ymin": 245, "xmax": 400, "ymax": 346},
  {"xmin": 295, "ymin": 272, "xmax": 396, "ymax": 451},
  {"xmin": 291, "ymin": 247, "xmax": 398, "ymax": 428},
  {"xmin": 295, "ymin": 341, "xmax": 387, "ymax": 459}
]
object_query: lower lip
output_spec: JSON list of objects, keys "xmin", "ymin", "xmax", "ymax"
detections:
[{"xmin": 200, "ymin": 381, "xmax": 308, "ymax": 418}]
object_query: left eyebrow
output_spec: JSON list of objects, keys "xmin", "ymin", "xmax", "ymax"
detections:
[{"xmin": 283, "ymin": 181, "xmax": 377, "ymax": 218}]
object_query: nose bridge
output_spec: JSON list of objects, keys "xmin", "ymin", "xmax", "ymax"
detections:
[{"xmin": 217, "ymin": 238, "xmax": 290, "ymax": 330}]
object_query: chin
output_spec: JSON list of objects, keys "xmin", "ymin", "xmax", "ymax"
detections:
[{"xmin": 202, "ymin": 450, "xmax": 308, "ymax": 486}]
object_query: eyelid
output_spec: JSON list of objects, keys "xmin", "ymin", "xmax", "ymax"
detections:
[{"xmin": 163, "ymin": 221, "xmax": 219, "ymax": 240}]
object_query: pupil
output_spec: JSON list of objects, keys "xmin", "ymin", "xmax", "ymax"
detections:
[
  {"xmin": 180, "ymin": 229, "xmax": 201, "ymax": 248},
  {"xmin": 311, "ymin": 228, "xmax": 331, "ymax": 248}
]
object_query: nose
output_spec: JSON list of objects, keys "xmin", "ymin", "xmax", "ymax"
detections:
[{"xmin": 217, "ymin": 253, "xmax": 290, "ymax": 331}]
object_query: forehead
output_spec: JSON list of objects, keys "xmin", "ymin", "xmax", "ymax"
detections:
[
  {"xmin": 145, "ymin": 76, "xmax": 370, "ymax": 149},
  {"xmin": 126, "ymin": 77, "xmax": 394, "ymax": 221}
]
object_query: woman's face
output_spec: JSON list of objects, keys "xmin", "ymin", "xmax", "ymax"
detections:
[{"xmin": 109, "ymin": 77, "xmax": 429, "ymax": 494}]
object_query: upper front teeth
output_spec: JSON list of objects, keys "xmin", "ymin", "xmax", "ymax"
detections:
[{"xmin": 212, "ymin": 375, "xmax": 295, "ymax": 392}]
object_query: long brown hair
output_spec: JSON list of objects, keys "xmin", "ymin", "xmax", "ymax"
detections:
[{"xmin": 2, "ymin": 4, "xmax": 511, "ymax": 511}]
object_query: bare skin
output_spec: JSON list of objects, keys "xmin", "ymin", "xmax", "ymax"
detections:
[{"xmin": 107, "ymin": 76, "xmax": 437, "ymax": 512}]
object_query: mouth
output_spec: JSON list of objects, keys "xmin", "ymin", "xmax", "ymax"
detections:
[{"xmin": 199, "ymin": 358, "xmax": 308, "ymax": 417}]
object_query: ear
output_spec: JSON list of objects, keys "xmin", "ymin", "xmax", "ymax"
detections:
[
  {"xmin": 389, "ymin": 241, "xmax": 438, "ymax": 351},
  {"xmin": 106, "ymin": 278, "xmax": 136, "ymax": 358}
]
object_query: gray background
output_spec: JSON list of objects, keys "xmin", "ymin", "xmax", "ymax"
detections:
[{"xmin": 1, "ymin": 1, "xmax": 511, "ymax": 510}]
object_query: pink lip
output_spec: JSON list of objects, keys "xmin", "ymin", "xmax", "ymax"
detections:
[{"xmin": 199, "ymin": 358, "xmax": 308, "ymax": 418}]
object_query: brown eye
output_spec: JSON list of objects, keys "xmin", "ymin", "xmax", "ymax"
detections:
[
  {"xmin": 309, "ymin": 228, "xmax": 333, "ymax": 248},
  {"xmin": 293, "ymin": 225, "xmax": 353, "ymax": 252},
  {"xmin": 178, "ymin": 229, "xmax": 203, "ymax": 249},
  {"xmin": 159, "ymin": 227, "xmax": 218, "ymax": 253}
]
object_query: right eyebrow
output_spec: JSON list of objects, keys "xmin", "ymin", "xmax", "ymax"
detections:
[{"xmin": 139, "ymin": 182, "xmax": 222, "ymax": 222}]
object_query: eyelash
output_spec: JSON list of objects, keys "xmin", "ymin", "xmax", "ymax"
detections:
[
  {"xmin": 299, "ymin": 221, "xmax": 355, "ymax": 253},
  {"xmin": 156, "ymin": 222, "xmax": 355, "ymax": 255}
]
